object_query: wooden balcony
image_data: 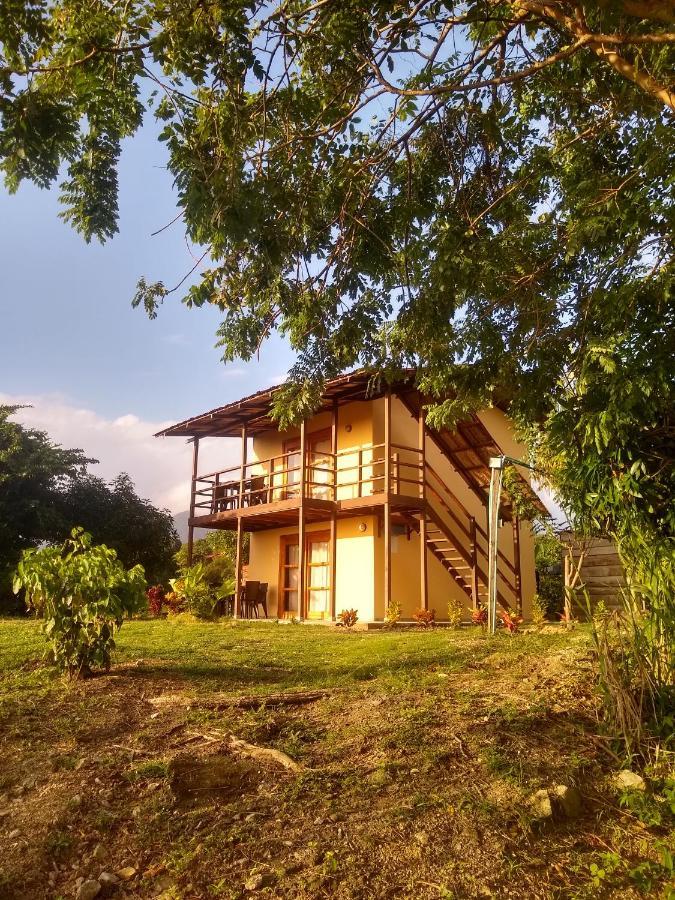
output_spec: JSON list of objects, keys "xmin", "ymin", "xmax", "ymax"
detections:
[{"xmin": 189, "ymin": 442, "xmax": 426, "ymax": 531}]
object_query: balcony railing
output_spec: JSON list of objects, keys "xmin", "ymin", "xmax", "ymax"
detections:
[{"xmin": 192, "ymin": 443, "xmax": 424, "ymax": 515}]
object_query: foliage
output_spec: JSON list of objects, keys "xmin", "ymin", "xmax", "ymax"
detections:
[
  {"xmin": 0, "ymin": 407, "xmax": 178, "ymax": 610},
  {"xmin": 383, "ymin": 598, "xmax": 401, "ymax": 626},
  {"xmin": 146, "ymin": 584, "xmax": 165, "ymax": 617},
  {"xmin": 498, "ymin": 609, "xmax": 523, "ymax": 635},
  {"xmin": 534, "ymin": 531, "xmax": 564, "ymax": 618},
  {"xmin": 530, "ymin": 594, "xmax": 547, "ymax": 629},
  {"xmin": 337, "ymin": 609, "xmax": 358, "ymax": 628},
  {"xmin": 446, "ymin": 596, "xmax": 463, "ymax": 628},
  {"xmin": 57, "ymin": 473, "xmax": 180, "ymax": 585},
  {"xmin": 413, "ymin": 608, "xmax": 436, "ymax": 627},
  {"xmin": 12, "ymin": 527, "xmax": 146, "ymax": 676},
  {"xmin": 175, "ymin": 530, "xmax": 246, "ymax": 595},
  {"xmin": 0, "ymin": 405, "xmax": 92, "ymax": 611},
  {"xmin": 471, "ymin": 607, "xmax": 488, "ymax": 627},
  {"xmin": 169, "ymin": 563, "xmax": 215, "ymax": 620}
]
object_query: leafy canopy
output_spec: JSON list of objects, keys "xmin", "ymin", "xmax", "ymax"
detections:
[
  {"xmin": 0, "ymin": 406, "xmax": 179, "ymax": 606},
  {"xmin": 13, "ymin": 527, "xmax": 146, "ymax": 676}
]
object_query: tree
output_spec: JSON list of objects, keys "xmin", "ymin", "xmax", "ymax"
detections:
[
  {"xmin": 14, "ymin": 527, "xmax": 146, "ymax": 677},
  {"xmin": 1, "ymin": 7, "xmax": 672, "ymax": 622},
  {"xmin": 57, "ymin": 473, "xmax": 181, "ymax": 585},
  {"xmin": 0, "ymin": 405, "xmax": 92, "ymax": 608},
  {"xmin": 0, "ymin": 407, "xmax": 180, "ymax": 609}
]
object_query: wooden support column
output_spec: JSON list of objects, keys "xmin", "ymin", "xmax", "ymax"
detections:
[
  {"xmin": 330, "ymin": 401, "xmax": 338, "ymax": 621},
  {"xmin": 383, "ymin": 391, "xmax": 392, "ymax": 617},
  {"xmin": 418, "ymin": 407, "xmax": 428, "ymax": 611},
  {"xmin": 234, "ymin": 425, "xmax": 247, "ymax": 619},
  {"xmin": 512, "ymin": 515, "xmax": 523, "ymax": 616},
  {"xmin": 298, "ymin": 419, "xmax": 307, "ymax": 620},
  {"xmin": 187, "ymin": 437, "xmax": 200, "ymax": 566},
  {"xmin": 469, "ymin": 517, "xmax": 479, "ymax": 610}
]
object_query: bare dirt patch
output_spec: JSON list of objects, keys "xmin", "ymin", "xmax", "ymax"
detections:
[{"xmin": 0, "ymin": 623, "xmax": 672, "ymax": 900}]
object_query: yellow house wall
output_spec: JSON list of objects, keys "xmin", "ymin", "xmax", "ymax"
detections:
[{"xmin": 247, "ymin": 517, "xmax": 377, "ymax": 621}]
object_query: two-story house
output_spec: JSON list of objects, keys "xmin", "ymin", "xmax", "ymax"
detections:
[{"xmin": 157, "ymin": 371, "xmax": 545, "ymax": 623}]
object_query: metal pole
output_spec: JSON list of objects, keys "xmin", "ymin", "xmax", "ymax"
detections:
[{"xmin": 487, "ymin": 456, "xmax": 504, "ymax": 635}]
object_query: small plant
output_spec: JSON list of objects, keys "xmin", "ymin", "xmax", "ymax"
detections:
[
  {"xmin": 499, "ymin": 608, "xmax": 523, "ymax": 634},
  {"xmin": 559, "ymin": 607, "xmax": 577, "ymax": 628},
  {"xmin": 413, "ymin": 608, "xmax": 436, "ymax": 627},
  {"xmin": 13, "ymin": 527, "xmax": 146, "ymax": 677},
  {"xmin": 446, "ymin": 596, "xmax": 463, "ymax": 628},
  {"xmin": 530, "ymin": 593, "xmax": 547, "ymax": 628},
  {"xmin": 146, "ymin": 584, "xmax": 165, "ymax": 616},
  {"xmin": 337, "ymin": 608, "xmax": 359, "ymax": 627},
  {"xmin": 169, "ymin": 563, "xmax": 215, "ymax": 619},
  {"xmin": 471, "ymin": 607, "xmax": 488, "ymax": 627},
  {"xmin": 384, "ymin": 599, "xmax": 401, "ymax": 625},
  {"xmin": 163, "ymin": 590, "xmax": 185, "ymax": 614}
]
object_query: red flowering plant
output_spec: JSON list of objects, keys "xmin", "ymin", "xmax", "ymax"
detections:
[
  {"xmin": 413, "ymin": 608, "xmax": 436, "ymax": 627},
  {"xmin": 146, "ymin": 584, "xmax": 165, "ymax": 616},
  {"xmin": 471, "ymin": 607, "xmax": 488, "ymax": 627},
  {"xmin": 499, "ymin": 609, "xmax": 523, "ymax": 634}
]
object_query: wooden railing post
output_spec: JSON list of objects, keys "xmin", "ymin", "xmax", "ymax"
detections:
[
  {"xmin": 512, "ymin": 515, "xmax": 523, "ymax": 616},
  {"xmin": 384, "ymin": 391, "xmax": 392, "ymax": 617},
  {"xmin": 470, "ymin": 516, "xmax": 479, "ymax": 610},
  {"xmin": 234, "ymin": 425, "xmax": 247, "ymax": 619},
  {"xmin": 330, "ymin": 401, "xmax": 338, "ymax": 620},
  {"xmin": 187, "ymin": 437, "xmax": 199, "ymax": 566},
  {"xmin": 418, "ymin": 407, "xmax": 428, "ymax": 611},
  {"xmin": 298, "ymin": 419, "xmax": 307, "ymax": 619}
]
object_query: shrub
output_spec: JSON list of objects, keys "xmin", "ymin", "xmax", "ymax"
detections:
[
  {"xmin": 530, "ymin": 593, "xmax": 547, "ymax": 628},
  {"xmin": 163, "ymin": 590, "xmax": 185, "ymax": 614},
  {"xmin": 498, "ymin": 608, "xmax": 523, "ymax": 634},
  {"xmin": 337, "ymin": 608, "xmax": 358, "ymax": 627},
  {"xmin": 446, "ymin": 596, "xmax": 463, "ymax": 628},
  {"xmin": 13, "ymin": 527, "xmax": 146, "ymax": 677},
  {"xmin": 472, "ymin": 607, "xmax": 488, "ymax": 626},
  {"xmin": 146, "ymin": 584, "xmax": 165, "ymax": 616},
  {"xmin": 169, "ymin": 563, "xmax": 215, "ymax": 619},
  {"xmin": 384, "ymin": 599, "xmax": 401, "ymax": 625},
  {"xmin": 413, "ymin": 608, "xmax": 435, "ymax": 627}
]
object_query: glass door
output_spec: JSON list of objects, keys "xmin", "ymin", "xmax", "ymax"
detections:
[
  {"xmin": 279, "ymin": 538, "xmax": 300, "ymax": 617},
  {"xmin": 278, "ymin": 531, "xmax": 331, "ymax": 619},
  {"xmin": 306, "ymin": 533, "xmax": 330, "ymax": 619},
  {"xmin": 309, "ymin": 436, "xmax": 332, "ymax": 500}
]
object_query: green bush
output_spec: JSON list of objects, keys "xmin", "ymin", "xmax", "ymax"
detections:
[
  {"xmin": 169, "ymin": 563, "xmax": 215, "ymax": 620},
  {"xmin": 13, "ymin": 527, "xmax": 146, "ymax": 677}
]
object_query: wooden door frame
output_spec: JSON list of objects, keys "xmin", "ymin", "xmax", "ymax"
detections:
[{"xmin": 278, "ymin": 530, "xmax": 332, "ymax": 619}]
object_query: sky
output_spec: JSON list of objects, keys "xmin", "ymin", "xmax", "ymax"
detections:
[
  {"xmin": 0, "ymin": 120, "xmax": 295, "ymax": 515},
  {"xmin": 0, "ymin": 117, "xmax": 560, "ymax": 524}
]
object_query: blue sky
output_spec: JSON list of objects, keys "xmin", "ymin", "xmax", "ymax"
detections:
[{"xmin": 0, "ymin": 121, "xmax": 294, "ymax": 512}]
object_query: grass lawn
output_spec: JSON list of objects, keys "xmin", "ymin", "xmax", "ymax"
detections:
[{"xmin": 0, "ymin": 618, "xmax": 672, "ymax": 899}]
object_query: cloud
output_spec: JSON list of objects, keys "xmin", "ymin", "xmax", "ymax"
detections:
[{"xmin": 0, "ymin": 392, "xmax": 239, "ymax": 514}]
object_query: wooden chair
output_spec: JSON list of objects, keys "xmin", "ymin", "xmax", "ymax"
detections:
[
  {"xmin": 257, "ymin": 583, "xmax": 268, "ymax": 618},
  {"xmin": 240, "ymin": 581, "xmax": 260, "ymax": 619},
  {"xmin": 247, "ymin": 475, "xmax": 268, "ymax": 506}
]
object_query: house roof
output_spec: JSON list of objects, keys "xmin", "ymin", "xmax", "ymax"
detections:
[
  {"xmin": 156, "ymin": 369, "xmax": 549, "ymax": 519},
  {"xmin": 155, "ymin": 370, "xmax": 404, "ymax": 439}
]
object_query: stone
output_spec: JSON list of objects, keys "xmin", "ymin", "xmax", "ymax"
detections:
[
  {"xmin": 98, "ymin": 872, "xmax": 119, "ymax": 888},
  {"xmin": 115, "ymin": 867, "xmax": 137, "ymax": 882},
  {"xmin": 553, "ymin": 785, "xmax": 583, "ymax": 818},
  {"xmin": 92, "ymin": 845, "xmax": 107, "ymax": 862},
  {"xmin": 529, "ymin": 789, "xmax": 553, "ymax": 820},
  {"xmin": 76, "ymin": 880, "xmax": 102, "ymax": 900},
  {"xmin": 245, "ymin": 873, "xmax": 276, "ymax": 891},
  {"xmin": 613, "ymin": 770, "xmax": 646, "ymax": 792}
]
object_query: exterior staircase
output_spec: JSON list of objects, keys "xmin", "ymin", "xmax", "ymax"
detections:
[{"xmin": 401, "ymin": 463, "xmax": 520, "ymax": 613}]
